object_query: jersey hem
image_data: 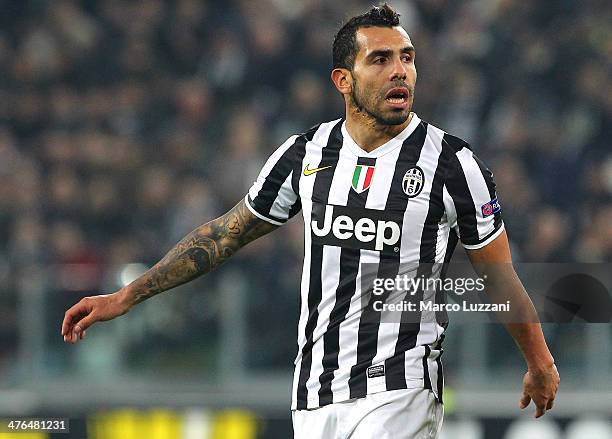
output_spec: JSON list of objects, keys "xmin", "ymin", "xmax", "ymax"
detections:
[
  {"xmin": 244, "ymin": 194, "xmax": 285, "ymax": 226},
  {"xmin": 293, "ymin": 378, "xmax": 425, "ymax": 411},
  {"xmin": 461, "ymin": 222, "xmax": 505, "ymax": 250}
]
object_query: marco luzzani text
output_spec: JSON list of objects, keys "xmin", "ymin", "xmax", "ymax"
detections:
[{"xmin": 371, "ymin": 275, "xmax": 511, "ymax": 313}]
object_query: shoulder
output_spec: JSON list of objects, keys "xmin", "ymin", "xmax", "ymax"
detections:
[
  {"xmin": 295, "ymin": 118, "xmax": 343, "ymax": 144},
  {"xmin": 417, "ymin": 118, "xmax": 489, "ymax": 185},
  {"xmin": 418, "ymin": 117, "xmax": 473, "ymax": 157},
  {"xmin": 267, "ymin": 119, "xmax": 342, "ymax": 161}
]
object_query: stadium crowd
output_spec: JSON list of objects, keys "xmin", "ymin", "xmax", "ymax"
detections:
[{"xmin": 0, "ymin": 0, "xmax": 610, "ymax": 375}]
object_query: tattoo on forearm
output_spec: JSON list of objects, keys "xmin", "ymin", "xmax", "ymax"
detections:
[{"xmin": 131, "ymin": 199, "xmax": 276, "ymax": 304}]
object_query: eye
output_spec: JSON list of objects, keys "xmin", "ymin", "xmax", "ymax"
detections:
[
  {"xmin": 402, "ymin": 54, "xmax": 413, "ymax": 62},
  {"xmin": 373, "ymin": 57, "xmax": 387, "ymax": 64}
]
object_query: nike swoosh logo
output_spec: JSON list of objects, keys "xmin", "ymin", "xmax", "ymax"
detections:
[{"xmin": 303, "ymin": 164, "xmax": 333, "ymax": 176}]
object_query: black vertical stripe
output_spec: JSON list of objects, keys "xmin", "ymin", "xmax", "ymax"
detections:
[
  {"xmin": 386, "ymin": 127, "xmax": 448, "ymax": 390},
  {"xmin": 252, "ymin": 139, "xmax": 301, "ymax": 221},
  {"xmin": 417, "ymin": 142, "xmax": 449, "ymax": 264},
  {"xmin": 286, "ymin": 128, "xmax": 315, "ymax": 220},
  {"xmin": 473, "ymin": 155, "xmax": 503, "ymax": 230},
  {"xmin": 295, "ymin": 120, "xmax": 343, "ymax": 409},
  {"xmin": 420, "ymin": 148, "xmax": 453, "ymax": 333},
  {"xmin": 347, "ymin": 122, "xmax": 429, "ymax": 399},
  {"xmin": 442, "ymin": 230, "xmax": 459, "ymax": 263},
  {"xmin": 422, "ymin": 213, "xmax": 454, "ymax": 404},
  {"xmin": 444, "ymin": 133, "xmax": 471, "ymax": 152},
  {"xmin": 422, "ymin": 344, "xmax": 432, "ymax": 390},
  {"xmin": 317, "ymin": 157, "xmax": 372, "ymax": 406},
  {"xmin": 436, "ymin": 357, "xmax": 444, "ymax": 403},
  {"xmin": 291, "ymin": 124, "xmax": 321, "ymax": 195},
  {"xmin": 434, "ymin": 335, "xmax": 445, "ymax": 403},
  {"xmin": 414, "ymin": 142, "xmax": 458, "ymax": 403},
  {"xmin": 444, "ymin": 135, "xmax": 479, "ymax": 245}
]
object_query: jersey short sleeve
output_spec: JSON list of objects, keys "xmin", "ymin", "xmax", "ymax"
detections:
[
  {"xmin": 245, "ymin": 134, "xmax": 304, "ymax": 226},
  {"xmin": 443, "ymin": 142, "xmax": 504, "ymax": 250}
]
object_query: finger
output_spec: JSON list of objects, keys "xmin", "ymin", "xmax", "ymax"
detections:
[
  {"xmin": 73, "ymin": 313, "xmax": 98, "ymax": 334},
  {"xmin": 79, "ymin": 330, "xmax": 87, "ymax": 340},
  {"xmin": 62, "ymin": 304, "xmax": 82, "ymax": 335},
  {"xmin": 519, "ymin": 392, "xmax": 531, "ymax": 409},
  {"xmin": 62, "ymin": 302, "xmax": 89, "ymax": 335},
  {"xmin": 535, "ymin": 401, "xmax": 547, "ymax": 418}
]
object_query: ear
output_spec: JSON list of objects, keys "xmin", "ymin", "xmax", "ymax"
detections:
[{"xmin": 331, "ymin": 68, "xmax": 353, "ymax": 95}]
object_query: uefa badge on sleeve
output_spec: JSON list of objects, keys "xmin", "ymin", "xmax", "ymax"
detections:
[
  {"xmin": 402, "ymin": 166, "xmax": 425, "ymax": 198},
  {"xmin": 481, "ymin": 197, "xmax": 501, "ymax": 217}
]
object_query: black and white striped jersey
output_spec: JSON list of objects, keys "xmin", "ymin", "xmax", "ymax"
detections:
[{"xmin": 245, "ymin": 114, "xmax": 504, "ymax": 410}]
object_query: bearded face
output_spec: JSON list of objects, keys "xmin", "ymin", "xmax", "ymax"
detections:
[
  {"xmin": 344, "ymin": 26, "xmax": 417, "ymax": 127},
  {"xmin": 350, "ymin": 76, "xmax": 414, "ymax": 126}
]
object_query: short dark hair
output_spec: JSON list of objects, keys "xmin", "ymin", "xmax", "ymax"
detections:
[{"xmin": 332, "ymin": 3, "xmax": 401, "ymax": 71}]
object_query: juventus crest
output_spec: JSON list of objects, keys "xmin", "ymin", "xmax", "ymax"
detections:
[{"xmin": 402, "ymin": 166, "xmax": 424, "ymax": 197}]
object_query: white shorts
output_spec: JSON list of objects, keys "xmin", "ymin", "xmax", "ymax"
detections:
[{"xmin": 292, "ymin": 388, "xmax": 443, "ymax": 439}]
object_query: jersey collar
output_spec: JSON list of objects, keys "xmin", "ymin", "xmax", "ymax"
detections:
[{"xmin": 341, "ymin": 113, "xmax": 421, "ymax": 158}]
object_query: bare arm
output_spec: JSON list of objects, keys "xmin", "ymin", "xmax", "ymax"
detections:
[
  {"xmin": 61, "ymin": 198, "xmax": 277, "ymax": 343},
  {"xmin": 466, "ymin": 229, "xmax": 560, "ymax": 418},
  {"xmin": 127, "ymin": 198, "xmax": 276, "ymax": 305}
]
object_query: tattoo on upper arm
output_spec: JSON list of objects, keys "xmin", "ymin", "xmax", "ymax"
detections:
[{"xmin": 133, "ymin": 199, "xmax": 277, "ymax": 304}]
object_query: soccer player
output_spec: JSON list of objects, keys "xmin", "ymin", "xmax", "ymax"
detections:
[{"xmin": 62, "ymin": 4, "xmax": 559, "ymax": 438}]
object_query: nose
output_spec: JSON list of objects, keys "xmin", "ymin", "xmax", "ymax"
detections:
[{"xmin": 390, "ymin": 56, "xmax": 408, "ymax": 81}]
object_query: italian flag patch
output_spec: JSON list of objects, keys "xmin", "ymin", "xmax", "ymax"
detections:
[{"xmin": 352, "ymin": 164, "xmax": 375, "ymax": 193}]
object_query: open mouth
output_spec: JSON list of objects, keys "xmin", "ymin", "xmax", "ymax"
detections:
[{"xmin": 385, "ymin": 87, "xmax": 410, "ymax": 105}]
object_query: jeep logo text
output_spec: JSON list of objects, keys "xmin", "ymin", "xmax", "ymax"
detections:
[{"xmin": 311, "ymin": 204, "xmax": 401, "ymax": 253}]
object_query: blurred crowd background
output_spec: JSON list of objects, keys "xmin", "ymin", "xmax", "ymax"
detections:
[{"xmin": 0, "ymin": 0, "xmax": 610, "ymax": 434}]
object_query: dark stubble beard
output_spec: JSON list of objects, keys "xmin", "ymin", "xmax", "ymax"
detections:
[{"xmin": 351, "ymin": 78, "xmax": 412, "ymax": 126}]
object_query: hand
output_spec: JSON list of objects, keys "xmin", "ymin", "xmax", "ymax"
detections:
[
  {"xmin": 61, "ymin": 291, "xmax": 132, "ymax": 344},
  {"xmin": 519, "ymin": 363, "xmax": 560, "ymax": 418}
]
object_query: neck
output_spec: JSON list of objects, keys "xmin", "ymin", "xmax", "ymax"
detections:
[{"xmin": 344, "ymin": 106, "xmax": 413, "ymax": 153}]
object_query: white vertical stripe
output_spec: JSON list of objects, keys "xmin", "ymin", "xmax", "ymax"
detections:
[
  {"xmin": 392, "ymin": 125, "xmax": 444, "ymax": 386},
  {"xmin": 295, "ymin": 120, "xmax": 338, "ymax": 352},
  {"xmin": 364, "ymin": 147, "xmax": 404, "ymax": 373},
  {"xmin": 430, "ymin": 348, "xmax": 443, "ymax": 400},
  {"xmin": 435, "ymin": 218, "xmax": 451, "ymax": 262},
  {"xmin": 455, "ymin": 148, "xmax": 497, "ymax": 240},
  {"xmin": 330, "ymin": 257, "xmax": 373, "ymax": 401},
  {"xmin": 330, "ymin": 143, "xmax": 403, "ymax": 399},
  {"xmin": 305, "ymin": 245, "xmax": 341, "ymax": 403},
  {"xmin": 269, "ymin": 170, "xmax": 297, "ymax": 220},
  {"xmin": 328, "ymin": 145, "xmax": 373, "ymax": 401},
  {"xmin": 428, "ymin": 222, "xmax": 452, "ymax": 346},
  {"xmin": 328, "ymin": 147, "xmax": 359, "ymax": 206},
  {"xmin": 442, "ymin": 185, "xmax": 458, "ymax": 230},
  {"xmin": 415, "ymin": 222, "xmax": 451, "ymax": 348},
  {"xmin": 399, "ymin": 125, "xmax": 444, "ymax": 265},
  {"xmin": 248, "ymin": 134, "xmax": 298, "ymax": 201},
  {"xmin": 305, "ymin": 146, "xmax": 354, "ymax": 406},
  {"xmin": 291, "ymin": 121, "xmax": 337, "ymax": 408}
]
